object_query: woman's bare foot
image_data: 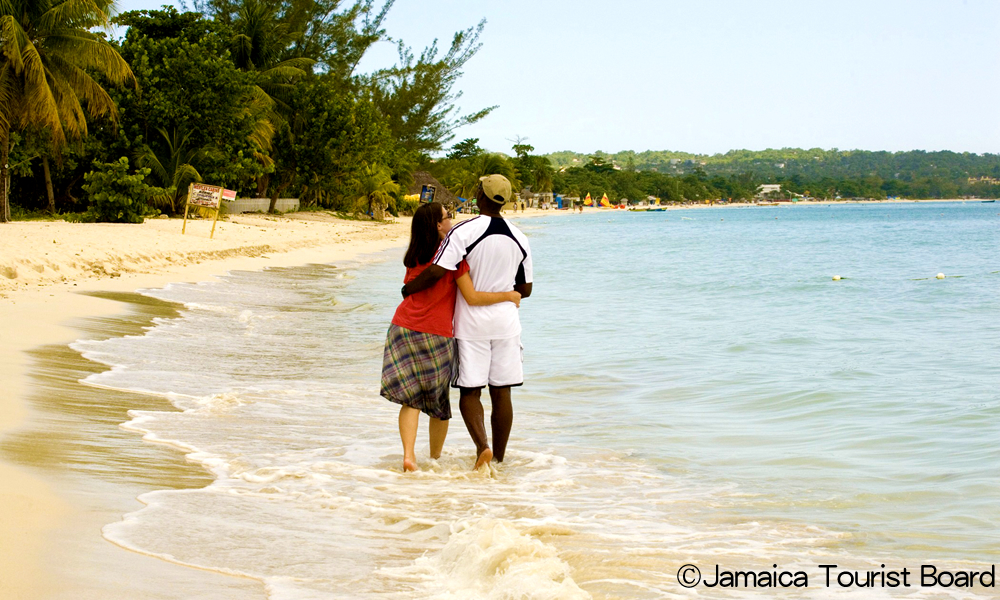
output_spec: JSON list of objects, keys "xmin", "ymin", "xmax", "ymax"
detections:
[
  {"xmin": 403, "ymin": 457, "xmax": 418, "ymax": 472},
  {"xmin": 473, "ymin": 448, "xmax": 493, "ymax": 471}
]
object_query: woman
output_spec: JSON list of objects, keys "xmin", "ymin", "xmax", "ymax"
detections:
[{"xmin": 380, "ymin": 202, "xmax": 520, "ymax": 472}]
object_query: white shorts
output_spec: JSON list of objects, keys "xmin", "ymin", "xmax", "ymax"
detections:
[{"xmin": 455, "ymin": 336, "xmax": 523, "ymax": 388}]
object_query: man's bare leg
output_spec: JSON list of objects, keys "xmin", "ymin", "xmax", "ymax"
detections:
[
  {"xmin": 428, "ymin": 417, "xmax": 449, "ymax": 459},
  {"xmin": 488, "ymin": 385, "xmax": 513, "ymax": 462},
  {"xmin": 459, "ymin": 387, "xmax": 492, "ymax": 469}
]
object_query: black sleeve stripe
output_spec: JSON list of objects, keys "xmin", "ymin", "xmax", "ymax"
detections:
[{"xmin": 515, "ymin": 263, "xmax": 526, "ymax": 286}]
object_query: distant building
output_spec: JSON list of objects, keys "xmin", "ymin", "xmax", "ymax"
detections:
[{"xmin": 757, "ymin": 184, "xmax": 782, "ymax": 198}]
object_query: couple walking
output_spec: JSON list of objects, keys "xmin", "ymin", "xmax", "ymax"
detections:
[{"xmin": 380, "ymin": 175, "xmax": 533, "ymax": 471}]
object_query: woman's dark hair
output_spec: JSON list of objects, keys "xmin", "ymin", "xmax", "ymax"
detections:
[{"xmin": 403, "ymin": 202, "xmax": 445, "ymax": 268}]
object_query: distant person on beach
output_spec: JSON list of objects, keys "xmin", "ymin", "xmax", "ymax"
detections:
[
  {"xmin": 402, "ymin": 175, "xmax": 533, "ymax": 470},
  {"xmin": 382, "ymin": 202, "xmax": 520, "ymax": 472}
]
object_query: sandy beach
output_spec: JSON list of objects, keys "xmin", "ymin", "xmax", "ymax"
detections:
[{"xmin": 0, "ymin": 207, "xmax": 568, "ymax": 598}]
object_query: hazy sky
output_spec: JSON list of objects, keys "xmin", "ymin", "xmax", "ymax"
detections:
[{"xmin": 117, "ymin": 0, "xmax": 1000, "ymax": 156}]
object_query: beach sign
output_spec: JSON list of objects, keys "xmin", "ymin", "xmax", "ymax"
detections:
[
  {"xmin": 420, "ymin": 184, "xmax": 437, "ymax": 203},
  {"xmin": 183, "ymin": 183, "xmax": 229, "ymax": 239}
]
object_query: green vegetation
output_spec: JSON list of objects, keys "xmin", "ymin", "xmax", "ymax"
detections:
[
  {"xmin": 0, "ymin": 0, "xmax": 134, "ymax": 222},
  {"xmin": 2, "ymin": 0, "xmax": 494, "ymax": 222},
  {"xmin": 547, "ymin": 149, "xmax": 1000, "ymax": 201},
  {"xmin": 421, "ymin": 138, "xmax": 554, "ymax": 203},
  {"xmin": 3, "ymin": 2, "xmax": 996, "ymax": 222},
  {"xmin": 77, "ymin": 157, "xmax": 156, "ymax": 223}
]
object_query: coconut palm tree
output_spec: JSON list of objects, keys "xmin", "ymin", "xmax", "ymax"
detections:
[
  {"xmin": 222, "ymin": 0, "xmax": 316, "ymax": 203},
  {"xmin": 136, "ymin": 127, "xmax": 217, "ymax": 215},
  {"xmin": 352, "ymin": 163, "xmax": 399, "ymax": 221},
  {"xmin": 445, "ymin": 153, "xmax": 520, "ymax": 199},
  {"xmin": 0, "ymin": 0, "xmax": 134, "ymax": 222}
]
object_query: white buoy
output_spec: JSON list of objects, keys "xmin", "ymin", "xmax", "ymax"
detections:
[
  {"xmin": 833, "ymin": 275, "xmax": 841, "ymax": 281},
  {"xmin": 936, "ymin": 273, "xmax": 945, "ymax": 279}
]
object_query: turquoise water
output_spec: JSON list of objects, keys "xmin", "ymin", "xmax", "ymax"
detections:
[
  {"xmin": 521, "ymin": 203, "xmax": 999, "ymax": 558},
  {"xmin": 74, "ymin": 202, "xmax": 998, "ymax": 599}
]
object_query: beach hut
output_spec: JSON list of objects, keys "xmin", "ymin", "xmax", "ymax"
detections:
[{"xmin": 408, "ymin": 172, "xmax": 459, "ymax": 210}]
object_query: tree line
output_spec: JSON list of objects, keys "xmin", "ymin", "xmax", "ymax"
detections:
[
  {"xmin": 547, "ymin": 149, "xmax": 1000, "ymax": 202},
  {"xmin": 0, "ymin": 0, "xmax": 496, "ymax": 222}
]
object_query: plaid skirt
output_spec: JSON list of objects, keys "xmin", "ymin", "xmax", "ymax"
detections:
[{"xmin": 380, "ymin": 323, "xmax": 456, "ymax": 420}]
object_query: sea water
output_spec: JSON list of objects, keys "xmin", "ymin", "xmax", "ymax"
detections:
[{"xmin": 74, "ymin": 202, "xmax": 999, "ymax": 599}]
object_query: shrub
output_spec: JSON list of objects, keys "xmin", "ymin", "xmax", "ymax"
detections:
[
  {"xmin": 397, "ymin": 197, "xmax": 420, "ymax": 216},
  {"xmin": 80, "ymin": 158, "xmax": 158, "ymax": 223}
]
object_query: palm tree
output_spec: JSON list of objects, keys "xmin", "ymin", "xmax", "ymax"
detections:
[
  {"xmin": 352, "ymin": 163, "xmax": 399, "ymax": 221},
  {"xmin": 229, "ymin": 0, "xmax": 315, "ymax": 107},
  {"xmin": 0, "ymin": 0, "xmax": 134, "ymax": 222},
  {"xmin": 445, "ymin": 153, "xmax": 520, "ymax": 199},
  {"xmin": 227, "ymin": 0, "xmax": 314, "ymax": 198},
  {"xmin": 135, "ymin": 127, "xmax": 215, "ymax": 215}
]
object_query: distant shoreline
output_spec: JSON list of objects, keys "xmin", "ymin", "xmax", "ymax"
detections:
[{"xmin": 599, "ymin": 197, "xmax": 984, "ymax": 211}]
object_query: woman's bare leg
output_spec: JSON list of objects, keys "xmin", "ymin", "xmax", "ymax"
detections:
[
  {"xmin": 428, "ymin": 417, "xmax": 449, "ymax": 459},
  {"xmin": 398, "ymin": 406, "xmax": 420, "ymax": 472}
]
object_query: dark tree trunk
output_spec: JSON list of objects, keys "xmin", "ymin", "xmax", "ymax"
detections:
[
  {"xmin": 43, "ymin": 155, "xmax": 55, "ymax": 214},
  {"xmin": 268, "ymin": 177, "xmax": 291, "ymax": 213},
  {"xmin": 0, "ymin": 136, "xmax": 10, "ymax": 223}
]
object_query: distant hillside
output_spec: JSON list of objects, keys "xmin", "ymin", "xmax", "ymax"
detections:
[
  {"xmin": 546, "ymin": 149, "xmax": 1000, "ymax": 182},
  {"xmin": 546, "ymin": 148, "xmax": 1000, "ymax": 201}
]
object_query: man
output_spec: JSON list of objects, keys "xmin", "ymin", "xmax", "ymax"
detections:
[{"xmin": 402, "ymin": 175, "xmax": 533, "ymax": 470}]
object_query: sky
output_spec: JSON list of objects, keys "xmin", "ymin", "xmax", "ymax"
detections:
[{"xmin": 116, "ymin": 0, "xmax": 1000, "ymax": 156}]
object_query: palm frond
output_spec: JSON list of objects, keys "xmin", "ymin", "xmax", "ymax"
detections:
[
  {"xmin": 48, "ymin": 54, "xmax": 118, "ymax": 122},
  {"xmin": 45, "ymin": 32, "xmax": 135, "ymax": 85},
  {"xmin": 19, "ymin": 41, "xmax": 65, "ymax": 146},
  {"xmin": 0, "ymin": 16, "xmax": 27, "ymax": 72},
  {"xmin": 135, "ymin": 144, "xmax": 169, "ymax": 185},
  {"xmin": 39, "ymin": 0, "xmax": 112, "ymax": 33},
  {"xmin": 172, "ymin": 163, "xmax": 202, "ymax": 193}
]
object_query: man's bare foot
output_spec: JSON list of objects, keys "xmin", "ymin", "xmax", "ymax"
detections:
[
  {"xmin": 473, "ymin": 448, "xmax": 493, "ymax": 471},
  {"xmin": 403, "ymin": 458, "xmax": 418, "ymax": 472}
]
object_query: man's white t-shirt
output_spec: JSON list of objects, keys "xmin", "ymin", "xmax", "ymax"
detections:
[{"xmin": 433, "ymin": 215, "xmax": 533, "ymax": 340}]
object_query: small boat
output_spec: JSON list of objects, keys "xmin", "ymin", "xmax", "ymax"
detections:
[{"xmin": 982, "ymin": 200, "xmax": 996, "ymax": 203}]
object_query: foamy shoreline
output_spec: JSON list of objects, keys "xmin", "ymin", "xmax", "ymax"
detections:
[{"xmin": 0, "ymin": 207, "xmax": 566, "ymax": 598}]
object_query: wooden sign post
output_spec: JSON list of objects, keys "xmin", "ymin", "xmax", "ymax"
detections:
[{"xmin": 182, "ymin": 183, "xmax": 225, "ymax": 239}]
